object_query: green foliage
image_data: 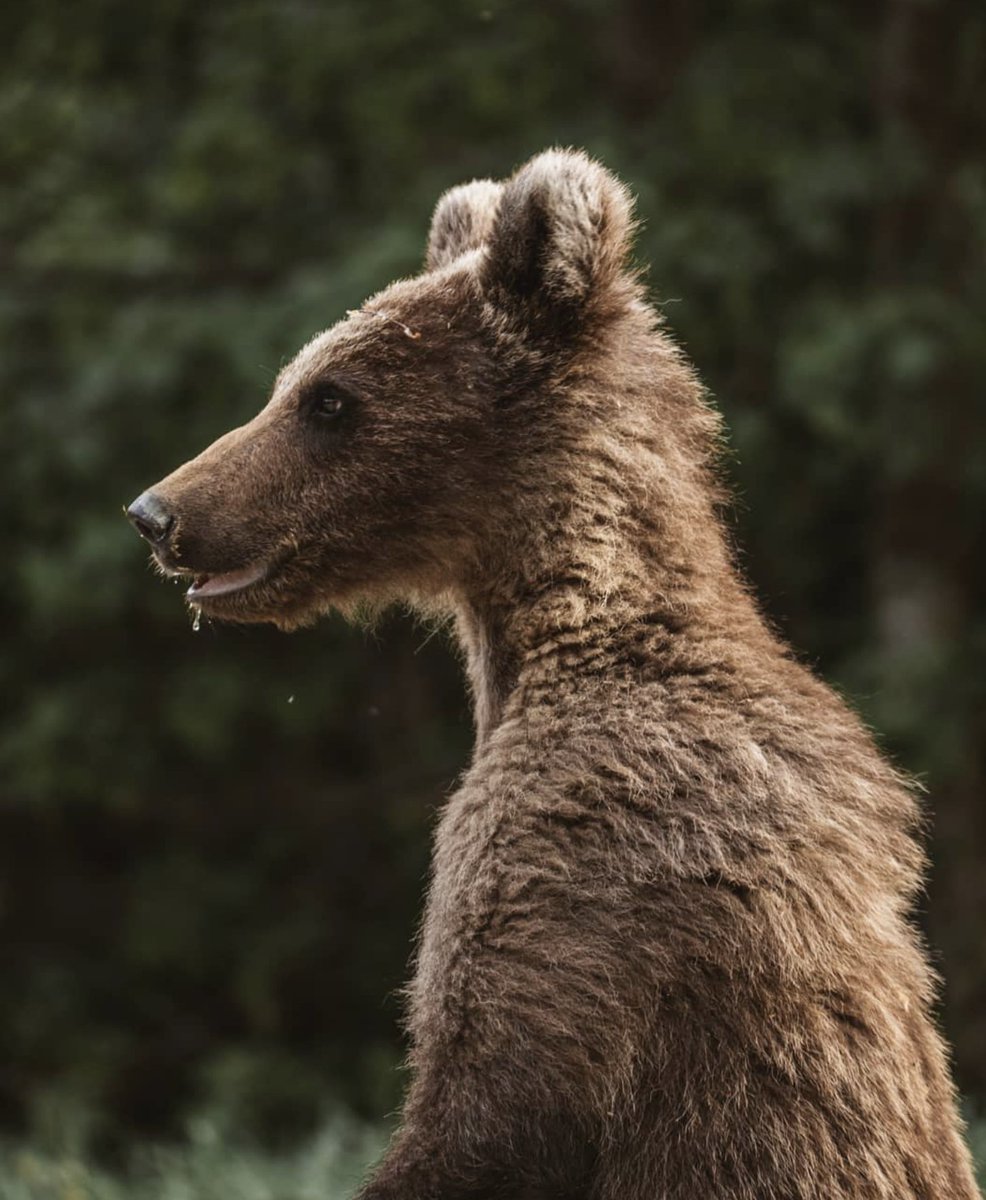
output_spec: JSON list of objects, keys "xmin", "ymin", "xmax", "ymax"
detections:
[
  {"xmin": 0, "ymin": 0, "xmax": 984, "ymax": 1150},
  {"xmin": 0, "ymin": 1111, "xmax": 386, "ymax": 1199}
]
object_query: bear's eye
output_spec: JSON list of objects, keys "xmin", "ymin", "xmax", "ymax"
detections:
[{"xmin": 308, "ymin": 383, "xmax": 349, "ymax": 421}]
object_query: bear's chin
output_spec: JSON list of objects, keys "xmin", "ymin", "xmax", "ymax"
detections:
[{"xmin": 184, "ymin": 579, "xmax": 336, "ymax": 633}]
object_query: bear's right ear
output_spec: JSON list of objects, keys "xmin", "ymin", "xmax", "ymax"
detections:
[
  {"xmin": 426, "ymin": 180, "xmax": 504, "ymax": 271},
  {"xmin": 480, "ymin": 149, "xmax": 634, "ymax": 336}
]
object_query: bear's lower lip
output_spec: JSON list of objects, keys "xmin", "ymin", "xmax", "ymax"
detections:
[{"xmin": 186, "ymin": 562, "xmax": 268, "ymax": 600}]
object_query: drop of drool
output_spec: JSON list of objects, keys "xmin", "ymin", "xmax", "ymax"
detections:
[{"xmin": 191, "ymin": 605, "xmax": 202, "ymax": 633}]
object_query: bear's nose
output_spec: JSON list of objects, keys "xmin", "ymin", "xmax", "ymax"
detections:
[{"xmin": 126, "ymin": 490, "xmax": 175, "ymax": 545}]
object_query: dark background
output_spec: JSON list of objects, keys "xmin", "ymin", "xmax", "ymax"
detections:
[{"xmin": 1, "ymin": 0, "xmax": 983, "ymax": 1158}]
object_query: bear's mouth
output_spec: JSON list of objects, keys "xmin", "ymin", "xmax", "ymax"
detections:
[{"xmin": 185, "ymin": 561, "xmax": 269, "ymax": 601}]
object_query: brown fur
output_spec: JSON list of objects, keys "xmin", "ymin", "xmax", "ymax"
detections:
[{"xmin": 130, "ymin": 150, "xmax": 978, "ymax": 1199}]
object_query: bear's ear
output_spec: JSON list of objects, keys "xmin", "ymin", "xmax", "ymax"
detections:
[
  {"xmin": 426, "ymin": 179, "xmax": 504, "ymax": 271},
  {"xmin": 480, "ymin": 149, "xmax": 635, "ymax": 333}
]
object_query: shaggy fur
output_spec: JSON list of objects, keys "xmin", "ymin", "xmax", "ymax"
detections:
[{"xmin": 129, "ymin": 150, "xmax": 978, "ymax": 1199}]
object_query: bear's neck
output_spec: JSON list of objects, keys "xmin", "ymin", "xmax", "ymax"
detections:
[
  {"xmin": 451, "ymin": 332, "xmax": 782, "ymax": 749},
  {"xmin": 454, "ymin": 469, "xmax": 770, "ymax": 750}
]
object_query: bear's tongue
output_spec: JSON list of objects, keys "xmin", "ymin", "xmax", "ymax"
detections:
[{"xmin": 186, "ymin": 562, "xmax": 267, "ymax": 599}]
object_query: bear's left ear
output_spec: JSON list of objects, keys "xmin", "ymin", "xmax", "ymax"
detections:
[
  {"xmin": 480, "ymin": 149, "xmax": 635, "ymax": 334},
  {"xmin": 426, "ymin": 179, "xmax": 504, "ymax": 271}
]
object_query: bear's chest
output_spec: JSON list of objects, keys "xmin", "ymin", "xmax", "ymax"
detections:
[{"xmin": 408, "ymin": 779, "xmax": 568, "ymax": 1035}]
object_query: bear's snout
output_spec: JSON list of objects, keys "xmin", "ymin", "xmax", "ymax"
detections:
[{"xmin": 126, "ymin": 489, "xmax": 175, "ymax": 547}]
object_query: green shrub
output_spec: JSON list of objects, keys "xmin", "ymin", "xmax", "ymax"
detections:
[{"xmin": 0, "ymin": 1111, "xmax": 386, "ymax": 1200}]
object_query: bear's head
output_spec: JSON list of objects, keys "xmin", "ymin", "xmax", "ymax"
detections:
[{"xmin": 127, "ymin": 150, "xmax": 646, "ymax": 630}]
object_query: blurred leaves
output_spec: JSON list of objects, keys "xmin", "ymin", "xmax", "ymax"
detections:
[{"xmin": 0, "ymin": 1107, "xmax": 387, "ymax": 1198}]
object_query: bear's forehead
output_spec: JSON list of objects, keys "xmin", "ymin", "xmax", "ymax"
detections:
[
  {"xmin": 277, "ymin": 308, "xmax": 388, "ymax": 391},
  {"xmin": 274, "ymin": 269, "xmax": 475, "ymax": 396}
]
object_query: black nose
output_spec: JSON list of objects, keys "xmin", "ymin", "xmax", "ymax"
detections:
[{"xmin": 126, "ymin": 490, "xmax": 175, "ymax": 545}]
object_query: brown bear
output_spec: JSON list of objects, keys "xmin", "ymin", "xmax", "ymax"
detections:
[{"xmin": 127, "ymin": 150, "xmax": 979, "ymax": 1199}]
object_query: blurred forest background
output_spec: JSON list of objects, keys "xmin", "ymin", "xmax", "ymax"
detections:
[{"xmin": 1, "ymin": 0, "xmax": 984, "ymax": 1192}]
